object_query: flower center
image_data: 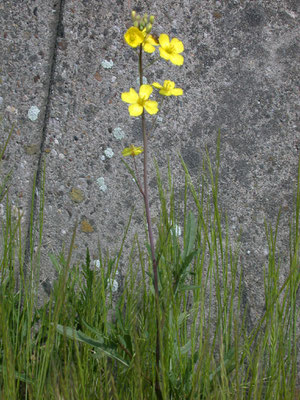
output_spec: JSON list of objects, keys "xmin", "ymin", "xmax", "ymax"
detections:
[
  {"xmin": 166, "ymin": 44, "xmax": 175, "ymax": 54},
  {"xmin": 138, "ymin": 97, "xmax": 146, "ymax": 106}
]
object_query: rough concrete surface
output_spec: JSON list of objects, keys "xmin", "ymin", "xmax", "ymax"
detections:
[
  {"xmin": 1, "ymin": 0, "xmax": 300, "ymax": 339},
  {"xmin": 1, "ymin": 1, "xmax": 60, "ymax": 252}
]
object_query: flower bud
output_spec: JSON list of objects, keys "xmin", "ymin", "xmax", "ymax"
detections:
[
  {"xmin": 146, "ymin": 23, "xmax": 152, "ymax": 33},
  {"xmin": 131, "ymin": 10, "xmax": 136, "ymax": 20},
  {"xmin": 133, "ymin": 20, "xmax": 139, "ymax": 28},
  {"xmin": 139, "ymin": 23, "xmax": 144, "ymax": 30},
  {"xmin": 149, "ymin": 15, "xmax": 155, "ymax": 24},
  {"xmin": 143, "ymin": 13, "xmax": 148, "ymax": 21}
]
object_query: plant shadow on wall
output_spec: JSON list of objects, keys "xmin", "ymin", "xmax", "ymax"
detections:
[{"xmin": 0, "ymin": 12, "xmax": 300, "ymax": 400}]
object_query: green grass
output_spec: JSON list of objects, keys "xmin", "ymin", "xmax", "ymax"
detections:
[{"xmin": 0, "ymin": 131, "xmax": 299, "ymax": 399}]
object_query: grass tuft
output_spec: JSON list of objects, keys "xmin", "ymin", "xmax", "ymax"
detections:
[{"xmin": 0, "ymin": 132, "xmax": 299, "ymax": 399}]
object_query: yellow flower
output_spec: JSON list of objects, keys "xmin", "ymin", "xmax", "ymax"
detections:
[
  {"xmin": 142, "ymin": 30, "xmax": 159, "ymax": 53},
  {"xmin": 122, "ymin": 144, "xmax": 144, "ymax": 157},
  {"xmin": 152, "ymin": 80, "xmax": 183, "ymax": 96},
  {"xmin": 158, "ymin": 34, "xmax": 184, "ymax": 65},
  {"xmin": 121, "ymin": 85, "xmax": 158, "ymax": 117},
  {"xmin": 124, "ymin": 27, "xmax": 144, "ymax": 48}
]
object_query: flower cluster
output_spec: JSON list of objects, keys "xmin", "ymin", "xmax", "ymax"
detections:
[
  {"xmin": 121, "ymin": 11, "xmax": 184, "ymax": 156},
  {"xmin": 124, "ymin": 12, "xmax": 184, "ymax": 64}
]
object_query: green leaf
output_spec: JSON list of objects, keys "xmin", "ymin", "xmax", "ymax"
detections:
[
  {"xmin": 57, "ymin": 325, "xmax": 103, "ymax": 346},
  {"xmin": 177, "ymin": 312, "xmax": 189, "ymax": 326},
  {"xmin": 56, "ymin": 324, "xmax": 129, "ymax": 367},
  {"xmin": 92, "ymin": 344, "xmax": 130, "ymax": 368},
  {"xmin": 49, "ymin": 253, "xmax": 62, "ymax": 273},
  {"xmin": 180, "ymin": 340, "xmax": 191, "ymax": 355},
  {"xmin": 183, "ymin": 211, "xmax": 197, "ymax": 260},
  {"xmin": 0, "ymin": 170, "xmax": 12, "ymax": 203},
  {"xmin": 180, "ymin": 250, "xmax": 198, "ymax": 275},
  {"xmin": 174, "ymin": 249, "xmax": 198, "ymax": 294},
  {"xmin": 121, "ymin": 159, "xmax": 140, "ymax": 191},
  {"xmin": 178, "ymin": 284, "xmax": 203, "ymax": 292},
  {"xmin": 82, "ymin": 319, "xmax": 107, "ymax": 341},
  {"xmin": 0, "ymin": 366, "xmax": 34, "ymax": 384},
  {"xmin": 0, "ymin": 123, "xmax": 14, "ymax": 161},
  {"xmin": 209, "ymin": 347, "xmax": 236, "ymax": 382}
]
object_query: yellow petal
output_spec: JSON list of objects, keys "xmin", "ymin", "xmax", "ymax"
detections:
[
  {"xmin": 171, "ymin": 88, "xmax": 183, "ymax": 96},
  {"xmin": 159, "ymin": 47, "xmax": 171, "ymax": 61},
  {"xmin": 122, "ymin": 145, "xmax": 144, "ymax": 156},
  {"xmin": 124, "ymin": 27, "xmax": 144, "ymax": 48},
  {"xmin": 143, "ymin": 43, "xmax": 156, "ymax": 53},
  {"xmin": 159, "ymin": 89, "xmax": 171, "ymax": 96},
  {"xmin": 122, "ymin": 147, "xmax": 132, "ymax": 156},
  {"xmin": 152, "ymin": 82, "xmax": 163, "ymax": 89},
  {"xmin": 121, "ymin": 88, "xmax": 139, "ymax": 103},
  {"xmin": 146, "ymin": 35, "xmax": 159, "ymax": 45},
  {"xmin": 170, "ymin": 53, "xmax": 184, "ymax": 66},
  {"xmin": 163, "ymin": 80, "xmax": 175, "ymax": 89},
  {"xmin": 132, "ymin": 146, "xmax": 144, "ymax": 155},
  {"xmin": 144, "ymin": 100, "xmax": 158, "ymax": 115},
  {"xmin": 139, "ymin": 84, "xmax": 153, "ymax": 99},
  {"xmin": 170, "ymin": 38, "xmax": 184, "ymax": 53},
  {"xmin": 128, "ymin": 103, "xmax": 143, "ymax": 116},
  {"xmin": 159, "ymin": 33, "xmax": 170, "ymax": 48}
]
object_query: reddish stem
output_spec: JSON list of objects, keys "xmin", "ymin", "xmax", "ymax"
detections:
[{"xmin": 139, "ymin": 44, "xmax": 162, "ymax": 399}]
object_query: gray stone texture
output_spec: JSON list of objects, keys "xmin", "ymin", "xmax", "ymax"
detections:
[
  {"xmin": 1, "ymin": 1, "xmax": 59, "ymax": 233},
  {"xmin": 1, "ymin": 0, "xmax": 299, "ymax": 333}
]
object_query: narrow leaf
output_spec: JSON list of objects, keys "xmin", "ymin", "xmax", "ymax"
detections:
[
  {"xmin": 0, "ymin": 366, "xmax": 34, "ymax": 384},
  {"xmin": 178, "ymin": 284, "xmax": 203, "ymax": 292},
  {"xmin": 56, "ymin": 325, "xmax": 129, "ymax": 367},
  {"xmin": 183, "ymin": 211, "xmax": 197, "ymax": 260}
]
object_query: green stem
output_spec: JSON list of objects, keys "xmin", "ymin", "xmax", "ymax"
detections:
[
  {"xmin": 144, "ymin": 56, "xmax": 161, "ymax": 70},
  {"xmin": 139, "ymin": 44, "xmax": 163, "ymax": 399}
]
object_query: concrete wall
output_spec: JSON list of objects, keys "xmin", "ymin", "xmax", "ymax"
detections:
[{"xmin": 1, "ymin": 0, "xmax": 299, "ymax": 326}]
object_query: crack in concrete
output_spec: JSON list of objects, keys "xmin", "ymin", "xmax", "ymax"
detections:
[{"xmin": 23, "ymin": 0, "xmax": 66, "ymax": 279}]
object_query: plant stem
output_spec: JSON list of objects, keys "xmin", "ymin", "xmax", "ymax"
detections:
[
  {"xmin": 133, "ymin": 157, "xmax": 145, "ymax": 197},
  {"xmin": 139, "ymin": 44, "xmax": 162, "ymax": 399}
]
